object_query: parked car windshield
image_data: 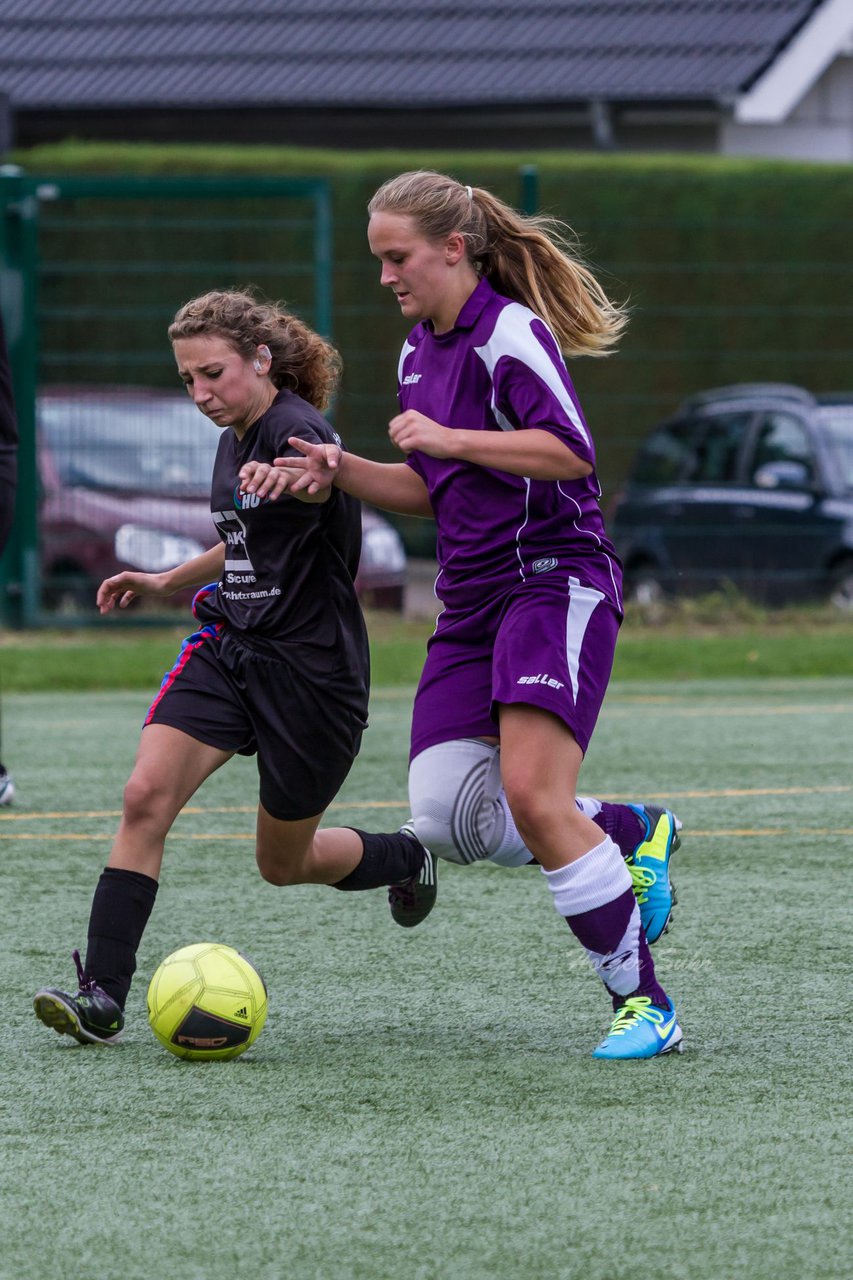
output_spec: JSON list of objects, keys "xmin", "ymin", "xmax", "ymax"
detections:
[
  {"xmin": 817, "ymin": 405, "xmax": 853, "ymax": 493},
  {"xmin": 38, "ymin": 393, "xmax": 220, "ymax": 498},
  {"xmin": 631, "ymin": 420, "xmax": 696, "ymax": 484}
]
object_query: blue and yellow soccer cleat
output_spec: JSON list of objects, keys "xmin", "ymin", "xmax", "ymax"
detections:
[
  {"xmin": 592, "ymin": 996, "xmax": 683, "ymax": 1060},
  {"xmin": 627, "ymin": 804, "xmax": 681, "ymax": 943}
]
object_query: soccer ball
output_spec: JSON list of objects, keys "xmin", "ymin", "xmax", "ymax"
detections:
[{"xmin": 147, "ymin": 942, "xmax": 268, "ymax": 1061}]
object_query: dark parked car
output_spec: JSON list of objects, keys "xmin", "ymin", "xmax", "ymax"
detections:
[
  {"xmin": 610, "ymin": 384, "xmax": 853, "ymax": 608},
  {"xmin": 38, "ymin": 388, "xmax": 406, "ymax": 613}
]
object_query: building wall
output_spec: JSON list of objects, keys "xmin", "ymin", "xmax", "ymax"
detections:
[
  {"xmin": 13, "ymin": 103, "xmax": 722, "ymax": 153},
  {"xmin": 722, "ymin": 54, "xmax": 853, "ymax": 161}
]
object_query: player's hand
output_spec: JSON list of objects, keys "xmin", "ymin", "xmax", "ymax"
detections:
[
  {"xmin": 96, "ymin": 571, "xmax": 170, "ymax": 614},
  {"xmin": 238, "ymin": 460, "xmax": 298, "ymax": 501},
  {"xmin": 272, "ymin": 437, "xmax": 342, "ymax": 496},
  {"xmin": 388, "ymin": 410, "xmax": 455, "ymax": 458}
]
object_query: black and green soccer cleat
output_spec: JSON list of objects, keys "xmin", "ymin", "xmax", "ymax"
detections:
[
  {"xmin": 33, "ymin": 950, "xmax": 124, "ymax": 1045},
  {"xmin": 388, "ymin": 826, "xmax": 437, "ymax": 928}
]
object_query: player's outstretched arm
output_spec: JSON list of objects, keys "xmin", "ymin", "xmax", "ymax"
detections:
[
  {"xmin": 280, "ymin": 438, "xmax": 433, "ymax": 517},
  {"xmin": 237, "ymin": 459, "xmax": 330, "ymax": 504},
  {"xmin": 97, "ymin": 543, "xmax": 226, "ymax": 613}
]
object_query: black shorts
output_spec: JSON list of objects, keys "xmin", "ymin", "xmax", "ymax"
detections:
[{"xmin": 145, "ymin": 625, "xmax": 368, "ymax": 821}]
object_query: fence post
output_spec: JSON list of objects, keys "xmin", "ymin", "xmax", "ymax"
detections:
[
  {"xmin": 0, "ymin": 168, "xmax": 40, "ymax": 629},
  {"xmin": 519, "ymin": 165, "xmax": 539, "ymax": 216},
  {"xmin": 313, "ymin": 180, "xmax": 333, "ymax": 340}
]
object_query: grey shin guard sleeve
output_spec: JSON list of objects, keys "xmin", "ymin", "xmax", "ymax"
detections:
[{"xmin": 408, "ymin": 738, "xmax": 533, "ymax": 867}]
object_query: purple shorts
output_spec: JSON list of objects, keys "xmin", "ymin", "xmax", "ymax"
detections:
[{"xmin": 410, "ymin": 575, "xmax": 621, "ymax": 762}]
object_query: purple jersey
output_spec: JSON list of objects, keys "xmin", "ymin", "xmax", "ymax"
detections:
[{"xmin": 399, "ymin": 277, "xmax": 622, "ymax": 613}]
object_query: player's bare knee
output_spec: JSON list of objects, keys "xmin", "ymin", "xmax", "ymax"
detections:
[
  {"xmin": 255, "ymin": 853, "xmax": 298, "ymax": 886},
  {"xmin": 254, "ymin": 840, "xmax": 310, "ymax": 886},
  {"xmin": 501, "ymin": 782, "xmax": 550, "ymax": 848},
  {"xmin": 255, "ymin": 860, "xmax": 292, "ymax": 886},
  {"xmin": 121, "ymin": 770, "xmax": 173, "ymax": 835}
]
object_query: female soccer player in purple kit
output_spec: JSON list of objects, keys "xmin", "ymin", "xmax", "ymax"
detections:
[{"xmin": 250, "ymin": 171, "xmax": 684, "ymax": 1059}]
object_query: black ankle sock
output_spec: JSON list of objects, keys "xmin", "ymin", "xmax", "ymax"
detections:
[
  {"xmin": 84, "ymin": 867, "xmax": 159, "ymax": 1009},
  {"xmin": 332, "ymin": 829, "xmax": 424, "ymax": 891}
]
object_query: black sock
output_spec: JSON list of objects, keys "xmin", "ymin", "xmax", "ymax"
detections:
[
  {"xmin": 332, "ymin": 829, "xmax": 424, "ymax": 891},
  {"xmin": 84, "ymin": 867, "xmax": 159, "ymax": 1009}
]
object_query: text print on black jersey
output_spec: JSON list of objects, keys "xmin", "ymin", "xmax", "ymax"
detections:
[
  {"xmin": 212, "ymin": 509, "xmax": 255, "ymax": 576},
  {"xmin": 233, "ymin": 483, "xmax": 262, "ymax": 511}
]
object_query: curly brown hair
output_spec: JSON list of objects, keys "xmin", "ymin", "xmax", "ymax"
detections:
[{"xmin": 168, "ymin": 288, "xmax": 342, "ymax": 411}]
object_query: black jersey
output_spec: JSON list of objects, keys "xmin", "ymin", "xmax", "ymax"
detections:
[{"xmin": 208, "ymin": 389, "xmax": 367, "ymax": 665}]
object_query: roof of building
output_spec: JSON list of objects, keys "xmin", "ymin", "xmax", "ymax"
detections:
[{"xmin": 0, "ymin": 0, "xmax": 835, "ymax": 111}]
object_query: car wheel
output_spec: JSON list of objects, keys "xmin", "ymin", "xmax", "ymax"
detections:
[
  {"xmin": 625, "ymin": 563, "xmax": 667, "ymax": 607},
  {"xmin": 631, "ymin": 574, "xmax": 666, "ymax": 608},
  {"xmin": 828, "ymin": 560, "xmax": 853, "ymax": 611},
  {"xmin": 623, "ymin": 566, "xmax": 669, "ymax": 623}
]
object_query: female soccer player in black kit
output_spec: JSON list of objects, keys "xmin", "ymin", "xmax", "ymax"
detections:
[{"xmin": 33, "ymin": 289, "xmax": 435, "ymax": 1045}]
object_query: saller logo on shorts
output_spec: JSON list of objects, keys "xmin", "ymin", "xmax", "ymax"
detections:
[
  {"xmin": 517, "ymin": 673, "xmax": 564, "ymax": 690},
  {"xmin": 532, "ymin": 557, "xmax": 558, "ymax": 573}
]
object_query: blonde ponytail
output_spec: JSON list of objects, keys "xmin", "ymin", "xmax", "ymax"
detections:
[{"xmin": 369, "ymin": 171, "xmax": 627, "ymax": 357}]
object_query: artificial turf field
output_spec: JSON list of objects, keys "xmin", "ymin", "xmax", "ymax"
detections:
[{"xmin": 2, "ymin": 678, "xmax": 851, "ymax": 1280}]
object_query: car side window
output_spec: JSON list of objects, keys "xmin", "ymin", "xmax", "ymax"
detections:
[
  {"xmin": 748, "ymin": 412, "xmax": 815, "ymax": 485},
  {"xmin": 686, "ymin": 412, "xmax": 753, "ymax": 484},
  {"xmin": 631, "ymin": 420, "xmax": 696, "ymax": 484}
]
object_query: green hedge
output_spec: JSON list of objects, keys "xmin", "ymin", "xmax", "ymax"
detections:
[{"xmin": 12, "ymin": 142, "xmax": 853, "ymax": 544}]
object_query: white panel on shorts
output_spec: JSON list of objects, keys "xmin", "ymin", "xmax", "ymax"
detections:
[{"xmin": 565, "ymin": 577, "xmax": 605, "ymax": 702}]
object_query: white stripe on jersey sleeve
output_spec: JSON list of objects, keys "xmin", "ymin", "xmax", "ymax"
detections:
[
  {"xmin": 397, "ymin": 338, "xmax": 417, "ymax": 389},
  {"xmin": 474, "ymin": 303, "xmax": 591, "ymax": 448}
]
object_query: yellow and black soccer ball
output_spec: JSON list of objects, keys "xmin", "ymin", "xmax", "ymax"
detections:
[{"xmin": 147, "ymin": 942, "xmax": 267, "ymax": 1061}]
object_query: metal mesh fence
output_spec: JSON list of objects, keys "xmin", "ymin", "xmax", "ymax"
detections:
[
  {"xmin": 0, "ymin": 173, "xmax": 332, "ymax": 624},
  {"xmin": 2, "ymin": 159, "xmax": 852, "ymax": 621}
]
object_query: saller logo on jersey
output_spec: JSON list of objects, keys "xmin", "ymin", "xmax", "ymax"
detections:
[
  {"xmin": 532, "ymin": 557, "xmax": 558, "ymax": 574},
  {"xmin": 403, "ymin": 373, "xmax": 422, "ymax": 385}
]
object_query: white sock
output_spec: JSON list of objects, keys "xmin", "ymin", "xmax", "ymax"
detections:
[{"xmin": 540, "ymin": 836, "xmax": 632, "ymax": 916}]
